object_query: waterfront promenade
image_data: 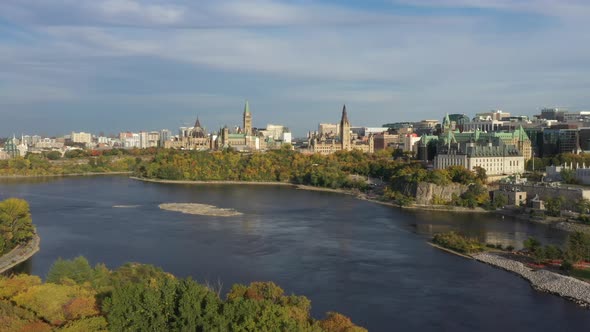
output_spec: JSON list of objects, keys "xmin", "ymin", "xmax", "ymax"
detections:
[{"xmin": 0, "ymin": 234, "xmax": 40, "ymax": 273}]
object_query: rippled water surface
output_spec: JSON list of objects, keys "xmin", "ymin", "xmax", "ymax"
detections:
[{"xmin": 1, "ymin": 176, "xmax": 589, "ymax": 331}]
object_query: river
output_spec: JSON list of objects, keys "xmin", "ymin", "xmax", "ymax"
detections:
[{"xmin": 1, "ymin": 176, "xmax": 588, "ymax": 331}]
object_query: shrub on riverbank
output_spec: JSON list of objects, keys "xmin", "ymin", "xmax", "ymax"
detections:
[
  {"xmin": 432, "ymin": 232, "xmax": 485, "ymax": 254},
  {"xmin": 0, "ymin": 257, "xmax": 366, "ymax": 332}
]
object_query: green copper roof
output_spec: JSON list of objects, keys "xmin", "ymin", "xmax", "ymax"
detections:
[
  {"xmin": 244, "ymin": 100, "xmax": 250, "ymax": 115},
  {"xmin": 443, "ymin": 113, "xmax": 451, "ymax": 127}
]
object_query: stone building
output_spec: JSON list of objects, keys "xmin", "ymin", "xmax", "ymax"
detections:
[
  {"xmin": 493, "ymin": 189, "xmax": 527, "ymax": 206},
  {"xmin": 165, "ymin": 101, "xmax": 263, "ymax": 151},
  {"xmin": 308, "ymin": 105, "xmax": 374, "ymax": 155},
  {"xmin": 165, "ymin": 117, "xmax": 213, "ymax": 150},
  {"xmin": 499, "ymin": 182, "xmax": 590, "ymax": 211},
  {"xmin": 433, "ymin": 139, "xmax": 525, "ymax": 176}
]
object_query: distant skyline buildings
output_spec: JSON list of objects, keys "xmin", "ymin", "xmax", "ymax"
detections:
[
  {"xmin": 1, "ymin": 103, "xmax": 585, "ymax": 139},
  {"xmin": 2, "ymin": 1, "xmax": 590, "ymax": 136}
]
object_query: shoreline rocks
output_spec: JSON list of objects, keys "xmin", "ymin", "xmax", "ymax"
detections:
[
  {"xmin": 473, "ymin": 252, "xmax": 590, "ymax": 308},
  {"xmin": 554, "ymin": 221, "xmax": 590, "ymax": 234}
]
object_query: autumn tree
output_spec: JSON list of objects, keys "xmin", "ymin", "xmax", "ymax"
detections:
[{"xmin": 0, "ymin": 198, "xmax": 35, "ymax": 253}]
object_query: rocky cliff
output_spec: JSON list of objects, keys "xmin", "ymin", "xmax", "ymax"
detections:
[{"xmin": 395, "ymin": 181, "xmax": 469, "ymax": 205}]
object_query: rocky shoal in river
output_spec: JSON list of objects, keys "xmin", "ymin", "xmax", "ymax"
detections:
[{"xmin": 472, "ymin": 252, "xmax": 590, "ymax": 308}]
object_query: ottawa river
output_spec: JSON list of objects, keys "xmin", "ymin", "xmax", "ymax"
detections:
[{"xmin": 1, "ymin": 176, "xmax": 589, "ymax": 331}]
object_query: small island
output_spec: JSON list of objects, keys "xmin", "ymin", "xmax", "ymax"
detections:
[{"xmin": 159, "ymin": 203, "xmax": 243, "ymax": 217}]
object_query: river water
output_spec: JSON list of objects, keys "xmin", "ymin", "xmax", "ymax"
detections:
[{"xmin": 1, "ymin": 176, "xmax": 588, "ymax": 331}]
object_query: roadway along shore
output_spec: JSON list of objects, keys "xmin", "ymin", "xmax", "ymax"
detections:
[{"xmin": 0, "ymin": 234, "xmax": 40, "ymax": 274}]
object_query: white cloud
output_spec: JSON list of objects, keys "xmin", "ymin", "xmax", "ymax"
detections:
[
  {"xmin": 96, "ymin": 0, "xmax": 185, "ymax": 25},
  {"xmin": 0, "ymin": 0, "xmax": 390, "ymax": 28},
  {"xmin": 2, "ymin": 0, "xmax": 590, "ymax": 135},
  {"xmin": 395, "ymin": 0, "xmax": 590, "ymax": 19}
]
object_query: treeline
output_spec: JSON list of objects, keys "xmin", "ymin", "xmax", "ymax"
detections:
[
  {"xmin": 136, "ymin": 148, "xmax": 391, "ymax": 189},
  {"xmin": 0, "ymin": 257, "xmax": 366, "ymax": 332},
  {"xmin": 527, "ymin": 152, "xmax": 590, "ymax": 172},
  {"xmin": 136, "ymin": 149, "xmax": 485, "ymax": 195},
  {"xmin": 0, "ymin": 154, "xmax": 141, "ymax": 176},
  {"xmin": 523, "ymin": 233, "xmax": 590, "ymax": 269},
  {"xmin": 0, "ymin": 198, "xmax": 35, "ymax": 254}
]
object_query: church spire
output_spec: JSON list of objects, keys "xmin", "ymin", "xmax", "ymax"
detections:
[
  {"xmin": 243, "ymin": 100, "xmax": 252, "ymax": 136},
  {"xmin": 194, "ymin": 116, "xmax": 201, "ymax": 128},
  {"xmin": 341, "ymin": 104, "xmax": 349, "ymax": 124},
  {"xmin": 340, "ymin": 104, "xmax": 351, "ymax": 151}
]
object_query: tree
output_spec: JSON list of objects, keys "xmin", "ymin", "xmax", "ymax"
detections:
[
  {"xmin": 560, "ymin": 168, "xmax": 577, "ymax": 184},
  {"xmin": 564, "ymin": 232, "xmax": 590, "ymax": 263},
  {"xmin": 47, "ymin": 256, "xmax": 94, "ymax": 285},
  {"xmin": 545, "ymin": 197, "xmax": 565, "ymax": 217},
  {"xmin": 523, "ymin": 237, "xmax": 541, "ymax": 253},
  {"xmin": 45, "ymin": 151, "xmax": 62, "ymax": 160},
  {"xmin": 105, "ymin": 277, "xmax": 178, "ymax": 332},
  {"xmin": 493, "ymin": 193, "xmax": 508, "ymax": 209},
  {"xmin": 532, "ymin": 247, "xmax": 546, "ymax": 264},
  {"xmin": 576, "ymin": 198, "xmax": 590, "ymax": 214},
  {"xmin": 474, "ymin": 166, "xmax": 487, "ymax": 183},
  {"xmin": 544, "ymin": 245, "xmax": 563, "ymax": 260},
  {"xmin": 0, "ymin": 198, "xmax": 34, "ymax": 252}
]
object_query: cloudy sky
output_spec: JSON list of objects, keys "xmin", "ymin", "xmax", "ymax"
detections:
[{"xmin": 1, "ymin": 0, "xmax": 589, "ymax": 137}]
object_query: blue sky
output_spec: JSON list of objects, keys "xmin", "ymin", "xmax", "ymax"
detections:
[{"xmin": 1, "ymin": 0, "xmax": 590, "ymax": 137}]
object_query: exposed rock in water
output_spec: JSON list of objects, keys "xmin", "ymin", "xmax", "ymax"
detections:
[{"xmin": 159, "ymin": 203, "xmax": 242, "ymax": 217}]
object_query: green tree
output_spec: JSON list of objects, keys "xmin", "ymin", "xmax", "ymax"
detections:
[
  {"xmin": 47, "ymin": 256, "xmax": 94, "ymax": 285},
  {"xmin": 493, "ymin": 193, "xmax": 508, "ymax": 209},
  {"xmin": 105, "ymin": 277, "xmax": 178, "ymax": 332},
  {"xmin": 560, "ymin": 168, "xmax": 577, "ymax": 184},
  {"xmin": 532, "ymin": 247, "xmax": 546, "ymax": 264},
  {"xmin": 545, "ymin": 197, "xmax": 565, "ymax": 217},
  {"xmin": 544, "ymin": 245, "xmax": 563, "ymax": 260},
  {"xmin": 473, "ymin": 166, "xmax": 487, "ymax": 183},
  {"xmin": 564, "ymin": 232, "xmax": 590, "ymax": 263},
  {"xmin": 0, "ymin": 198, "xmax": 34, "ymax": 252},
  {"xmin": 173, "ymin": 278, "xmax": 223, "ymax": 331},
  {"xmin": 576, "ymin": 198, "xmax": 590, "ymax": 214},
  {"xmin": 45, "ymin": 151, "xmax": 62, "ymax": 160},
  {"xmin": 523, "ymin": 237, "xmax": 541, "ymax": 253}
]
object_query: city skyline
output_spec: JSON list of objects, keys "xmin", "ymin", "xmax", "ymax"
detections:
[{"xmin": 2, "ymin": 1, "xmax": 590, "ymax": 136}]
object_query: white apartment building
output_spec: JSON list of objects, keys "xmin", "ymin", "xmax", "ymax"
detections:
[{"xmin": 71, "ymin": 132, "xmax": 92, "ymax": 144}]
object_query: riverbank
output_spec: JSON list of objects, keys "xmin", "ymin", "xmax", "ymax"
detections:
[
  {"xmin": 473, "ymin": 252, "xmax": 590, "ymax": 308},
  {"xmin": 0, "ymin": 171, "xmax": 132, "ymax": 179},
  {"xmin": 130, "ymin": 177, "xmax": 295, "ymax": 186},
  {"xmin": 427, "ymin": 242, "xmax": 474, "ymax": 259},
  {"xmin": 554, "ymin": 221, "xmax": 590, "ymax": 234},
  {"xmin": 132, "ymin": 177, "xmax": 494, "ymax": 214},
  {"xmin": 0, "ymin": 234, "xmax": 40, "ymax": 274},
  {"xmin": 495, "ymin": 208, "xmax": 590, "ymax": 234},
  {"xmin": 430, "ymin": 237, "xmax": 590, "ymax": 309}
]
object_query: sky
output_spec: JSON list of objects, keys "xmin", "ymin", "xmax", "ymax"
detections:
[{"xmin": 1, "ymin": 0, "xmax": 590, "ymax": 137}]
